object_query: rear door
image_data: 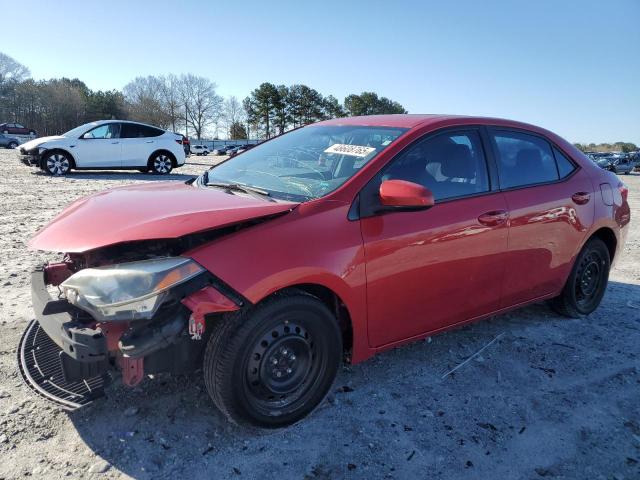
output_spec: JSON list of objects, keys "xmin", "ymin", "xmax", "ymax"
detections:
[
  {"xmin": 360, "ymin": 128, "xmax": 509, "ymax": 347},
  {"xmin": 120, "ymin": 123, "xmax": 165, "ymax": 166},
  {"xmin": 488, "ymin": 129, "xmax": 595, "ymax": 306},
  {"xmin": 73, "ymin": 123, "xmax": 121, "ymax": 167}
]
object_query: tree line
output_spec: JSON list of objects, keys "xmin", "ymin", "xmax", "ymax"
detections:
[
  {"xmin": 0, "ymin": 52, "xmax": 407, "ymax": 140},
  {"xmin": 243, "ymin": 83, "xmax": 406, "ymax": 139},
  {"xmin": 574, "ymin": 142, "xmax": 638, "ymax": 153}
]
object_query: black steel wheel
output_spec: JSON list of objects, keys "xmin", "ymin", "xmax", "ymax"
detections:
[
  {"xmin": 203, "ymin": 293, "xmax": 342, "ymax": 428},
  {"xmin": 550, "ymin": 237, "xmax": 610, "ymax": 317}
]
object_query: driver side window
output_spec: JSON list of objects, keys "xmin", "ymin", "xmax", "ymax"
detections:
[
  {"xmin": 84, "ymin": 123, "xmax": 119, "ymax": 139},
  {"xmin": 382, "ymin": 130, "xmax": 490, "ymax": 201}
]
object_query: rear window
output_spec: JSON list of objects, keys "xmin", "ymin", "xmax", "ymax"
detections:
[
  {"xmin": 553, "ymin": 147, "xmax": 577, "ymax": 178},
  {"xmin": 492, "ymin": 131, "xmax": 559, "ymax": 189},
  {"xmin": 121, "ymin": 123, "xmax": 164, "ymax": 138}
]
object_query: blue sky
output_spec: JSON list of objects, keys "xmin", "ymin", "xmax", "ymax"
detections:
[{"xmin": 4, "ymin": 0, "xmax": 639, "ymax": 144}]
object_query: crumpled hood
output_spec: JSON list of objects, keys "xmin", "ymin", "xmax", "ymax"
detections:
[
  {"xmin": 29, "ymin": 181, "xmax": 298, "ymax": 253},
  {"xmin": 20, "ymin": 135, "xmax": 66, "ymax": 151}
]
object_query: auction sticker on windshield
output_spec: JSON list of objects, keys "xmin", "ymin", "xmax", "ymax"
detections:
[{"xmin": 324, "ymin": 144, "xmax": 377, "ymax": 157}]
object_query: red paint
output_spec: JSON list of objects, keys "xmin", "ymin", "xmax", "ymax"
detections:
[
  {"xmin": 43, "ymin": 262, "xmax": 73, "ymax": 286},
  {"xmin": 29, "ymin": 181, "xmax": 296, "ymax": 253},
  {"xmin": 97, "ymin": 322, "xmax": 129, "ymax": 351},
  {"xmin": 379, "ymin": 180, "xmax": 434, "ymax": 208},
  {"xmin": 118, "ymin": 356, "xmax": 144, "ymax": 387},
  {"xmin": 30, "ymin": 115, "xmax": 631, "ymax": 365},
  {"xmin": 181, "ymin": 285, "xmax": 239, "ymax": 326}
]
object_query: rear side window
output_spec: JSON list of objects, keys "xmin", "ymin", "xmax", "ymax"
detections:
[
  {"xmin": 553, "ymin": 147, "xmax": 576, "ymax": 178},
  {"xmin": 382, "ymin": 130, "xmax": 490, "ymax": 201},
  {"xmin": 121, "ymin": 123, "xmax": 164, "ymax": 138},
  {"xmin": 492, "ymin": 131, "xmax": 558, "ymax": 189}
]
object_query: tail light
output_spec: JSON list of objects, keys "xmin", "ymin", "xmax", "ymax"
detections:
[{"xmin": 618, "ymin": 181, "xmax": 628, "ymax": 202}]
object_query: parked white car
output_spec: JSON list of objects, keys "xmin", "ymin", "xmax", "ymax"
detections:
[
  {"xmin": 190, "ymin": 144, "xmax": 209, "ymax": 156},
  {"xmin": 18, "ymin": 120, "xmax": 186, "ymax": 175}
]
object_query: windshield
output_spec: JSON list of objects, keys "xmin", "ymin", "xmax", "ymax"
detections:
[
  {"xmin": 62, "ymin": 122, "xmax": 101, "ymax": 138},
  {"xmin": 202, "ymin": 125, "xmax": 407, "ymax": 201}
]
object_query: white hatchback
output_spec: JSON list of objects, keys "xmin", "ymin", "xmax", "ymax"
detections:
[{"xmin": 18, "ymin": 120, "xmax": 186, "ymax": 175}]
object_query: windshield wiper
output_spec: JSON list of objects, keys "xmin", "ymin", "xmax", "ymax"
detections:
[{"xmin": 205, "ymin": 181, "xmax": 274, "ymax": 201}]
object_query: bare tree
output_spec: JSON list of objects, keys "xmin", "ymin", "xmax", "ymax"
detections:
[
  {"xmin": 123, "ymin": 76, "xmax": 171, "ymax": 128},
  {"xmin": 0, "ymin": 52, "xmax": 30, "ymax": 86},
  {"xmin": 223, "ymin": 96, "xmax": 244, "ymax": 138},
  {"xmin": 158, "ymin": 74, "xmax": 183, "ymax": 132},
  {"xmin": 179, "ymin": 74, "xmax": 222, "ymax": 139}
]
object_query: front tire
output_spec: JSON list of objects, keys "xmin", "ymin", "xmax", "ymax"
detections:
[
  {"xmin": 149, "ymin": 152, "xmax": 173, "ymax": 174},
  {"xmin": 42, "ymin": 151, "xmax": 71, "ymax": 176},
  {"xmin": 203, "ymin": 293, "xmax": 342, "ymax": 428},
  {"xmin": 8, "ymin": 141, "xmax": 18, "ymax": 149},
  {"xmin": 550, "ymin": 237, "xmax": 610, "ymax": 318}
]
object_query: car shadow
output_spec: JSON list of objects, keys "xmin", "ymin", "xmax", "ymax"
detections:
[
  {"xmin": 30, "ymin": 170, "xmax": 197, "ymax": 182},
  {"xmin": 65, "ymin": 280, "xmax": 640, "ymax": 478}
]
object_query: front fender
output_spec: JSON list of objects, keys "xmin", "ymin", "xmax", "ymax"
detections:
[{"xmin": 185, "ymin": 200, "xmax": 373, "ymax": 363}]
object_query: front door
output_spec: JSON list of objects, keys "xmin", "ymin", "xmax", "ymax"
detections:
[
  {"xmin": 73, "ymin": 123, "xmax": 121, "ymax": 167},
  {"xmin": 360, "ymin": 129, "xmax": 509, "ymax": 348}
]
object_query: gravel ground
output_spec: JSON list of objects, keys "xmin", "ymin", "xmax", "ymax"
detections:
[{"xmin": 0, "ymin": 149, "xmax": 638, "ymax": 480}]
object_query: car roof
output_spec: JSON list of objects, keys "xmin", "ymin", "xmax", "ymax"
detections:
[
  {"xmin": 89, "ymin": 119, "xmax": 165, "ymax": 130},
  {"xmin": 315, "ymin": 114, "xmax": 553, "ymax": 134}
]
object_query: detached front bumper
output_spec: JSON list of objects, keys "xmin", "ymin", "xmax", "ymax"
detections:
[
  {"xmin": 18, "ymin": 265, "xmax": 243, "ymax": 410},
  {"xmin": 17, "ymin": 269, "xmax": 111, "ymax": 410}
]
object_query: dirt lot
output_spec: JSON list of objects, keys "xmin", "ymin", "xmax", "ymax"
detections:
[{"xmin": 0, "ymin": 149, "xmax": 638, "ymax": 480}]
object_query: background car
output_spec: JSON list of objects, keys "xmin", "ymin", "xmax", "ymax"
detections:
[
  {"xmin": 611, "ymin": 157, "xmax": 634, "ymax": 174},
  {"xmin": 226, "ymin": 145, "xmax": 242, "ymax": 157},
  {"xmin": 596, "ymin": 156, "xmax": 634, "ymax": 174},
  {"xmin": 0, "ymin": 133, "xmax": 20, "ymax": 149},
  {"xmin": 1, "ymin": 122, "xmax": 36, "ymax": 136},
  {"xmin": 235, "ymin": 144, "xmax": 255, "ymax": 154},
  {"xmin": 18, "ymin": 120, "xmax": 186, "ymax": 175},
  {"xmin": 213, "ymin": 145, "xmax": 237, "ymax": 155},
  {"xmin": 190, "ymin": 145, "xmax": 209, "ymax": 156}
]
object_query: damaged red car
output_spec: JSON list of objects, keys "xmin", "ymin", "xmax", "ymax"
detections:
[{"xmin": 19, "ymin": 115, "xmax": 630, "ymax": 427}]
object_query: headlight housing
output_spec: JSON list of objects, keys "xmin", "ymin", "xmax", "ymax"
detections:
[{"xmin": 61, "ymin": 257, "xmax": 204, "ymax": 322}]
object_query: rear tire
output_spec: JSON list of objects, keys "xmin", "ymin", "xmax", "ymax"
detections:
[
  {"xmin": 550, "ymin": 238, "xmax": 610, "ymax": 318},
  {"xmin": 203, "ymin": 293, "xmax": 342, "ymax": 428},
  {"xmin": 8, "ymin": 141, "xmax": 18, "ymax": 149},
  {"xmin": 149, "ymin": 152, "xmax": 173, "ymax": 174}
]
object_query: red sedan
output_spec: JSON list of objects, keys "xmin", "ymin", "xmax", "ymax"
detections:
[
  {"xmin": 19, "ymin": 115, "xmax": 630, "ymax": 427},
  {"xmin": 1, "ymin": 122, "xmax": 36, "ymax": 136}
]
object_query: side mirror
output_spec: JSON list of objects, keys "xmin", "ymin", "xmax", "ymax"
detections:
[{"xmin": 379, "ymin": 179, "xmax": 434, "ymax": 210}]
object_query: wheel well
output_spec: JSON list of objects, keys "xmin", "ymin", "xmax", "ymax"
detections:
[
  {"xmin": 270, "ymin": 284, "xmax": 353, "ymax": 356},
  {"xmin": 148, "ymin": 149, "xmax": 177, "ymax": 168},
  {"xmin": 590, "ymin": 227, "xmax": 617, "ymax": 261},
  {"xmin": 41, "ymin": 148, "xmax": 77, "ymax": 169}
]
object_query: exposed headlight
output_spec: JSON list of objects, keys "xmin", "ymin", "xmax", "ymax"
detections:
[{"xmin": 61, "ymin": 257, "xmax": 204, "ymax": 322}]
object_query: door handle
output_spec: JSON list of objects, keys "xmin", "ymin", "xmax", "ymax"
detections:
[
  {"xmin": 145, "ymin": 140, "xmax": 154, "ymax": 144},
  {"xmin": 571, "ymin": 192, "xmax": 590, "ymax": 205},
  {"xmin": 478, "ymin": 210, "xmax": 508, "ymax": 226},
  {"xmin": 111, "ymin": 141, "xmax": 119, "ymax": 144}
]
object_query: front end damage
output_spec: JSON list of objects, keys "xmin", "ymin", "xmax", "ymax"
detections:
[{"xmin": 18, "ymin": 252, "xmax": 242, "ymax": 410}]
